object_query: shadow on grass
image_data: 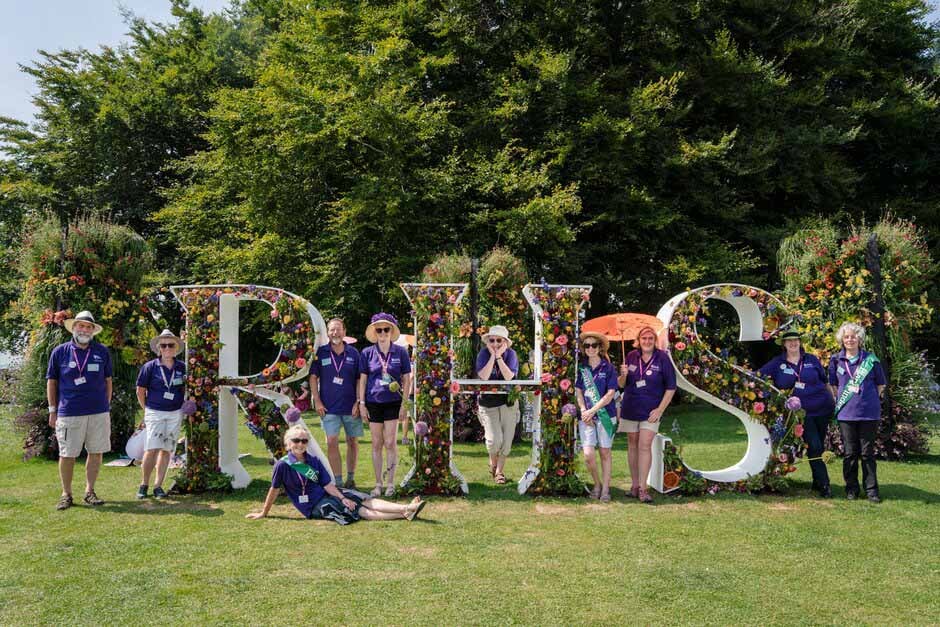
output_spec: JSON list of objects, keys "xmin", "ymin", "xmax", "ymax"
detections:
[{"xmin": 97, "ymin": 499, "xmax": 225, "ymax": 517}]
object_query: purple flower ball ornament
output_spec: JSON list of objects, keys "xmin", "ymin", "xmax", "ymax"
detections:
[
  {"xmin": 415, "ymin": 421, "xmax": 430, "ymax": 437},
  {"xmin": 785, "ymin": 396, "xmax": 802, "ymax": 411},
  {"xmin": 285, "ymin": 407, "xmax": 302, "ymax": 423},
  {"xmin": 181, "ymin": 399, "xmax": 197, "ymax": 416}
]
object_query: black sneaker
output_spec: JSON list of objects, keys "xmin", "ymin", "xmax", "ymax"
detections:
[
  {"xmin": 153, "ymin": 486, "xmax": 167, "ymax": 499},
  {"xmin": 867, "ymin": 492, "xmax": 882, "ymax": 503},
  {"xmin": 136, "ymin": 485, "xmax": 148, "ymax": 500},
  {"xmin": 846, "ymin": 491, "xmax": 858, "ymax": 501},
  {"xmin": 819, "ymin": 485, "xmax": 832, "ymax": 498}
]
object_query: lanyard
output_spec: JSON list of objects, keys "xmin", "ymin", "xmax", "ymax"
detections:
[
  {"xmin": 71, "ymin": 344, "xmax": 92, "ymax": 377},
  {"xmin": 639, "ymin": 351, "xmax": 655, "ymax": 380},
  {"xmin": 787, "ymin": 356, "xmax": 805, "ymax": 382},
  {"xmin": 296, "ymin": 471, "xmax": 308, "ymax": 495},
  {"xmin": 329, "ymin": 347, "xmax": 346, "ymax": 374},
  {"xmin": 376, "ymin": 346, "xmax": 391, "ymax": 374},
  {"xmin": 158, "ymin": 361, "xmax": 176, "ymax": 390},
  {"xmin": 844, "ymin": 353, "xmax": 860, "ymax": 380}
]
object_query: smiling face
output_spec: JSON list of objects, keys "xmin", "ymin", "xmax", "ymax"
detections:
[
  {"xmin": 783, "ymin": 338, "xmax": 801, "ymax": 354},
  {"xmin": 842, "ymin": 330, "xmax": 859, "ymax": 351},
  {"xmin": 72, "ymin": 320, "xmax": 95, "ymax": 345},
  {"xmin": 327, "ymin": 320, "xmax": 346, "ymax": 344},
  {"xmin": 638, "ymin": 331, "xmax": 656, "ymax": 353},
  {"xmin": 287, "ymin": 431, "xmax": 309, "ymax": 458}
]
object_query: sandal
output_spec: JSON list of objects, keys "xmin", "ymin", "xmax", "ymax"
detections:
[
  {"xmin": 494, "ymin": 472, "xmax": 507, "ymax": 485},
  {"xmin": 589, "ymin": 486, "xmax": 601, "ymax": 499},
  {"xmin": 638, "ymin": 489, "xmax": 654, "ymax": 504},
  {"xmin": 627, "ymin": 486, "xmax": 640, "ymax": 499},
  {"xmin": 370, "ymin": 485, "xmax": 383, "ymax": 497},
  {"xmin": 56, "ymin": 494, "xmax": 73, "ymax": 511},
  {"xmin": 406, "ymin": 499, "xmax": 427, "ymax": 521},
  {"xmin": 384, "ymin": 485, "xmax": 396, "ymax": 497},
  {"xmin": 600, "ymin": 491, "xmax": 611, "ymax": 503},
  {"xmin": 83, "ymin": 490, "xmax": 105, "ymax": 506}
]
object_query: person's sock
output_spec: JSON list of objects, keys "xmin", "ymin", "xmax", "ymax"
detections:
[
  {"xmin": 346, "ymin": 473, "xmax": 355, "ymax": 485},
  {"xmin": 334, "ymin": 477, "xmax": 344, "ymax": 488}
]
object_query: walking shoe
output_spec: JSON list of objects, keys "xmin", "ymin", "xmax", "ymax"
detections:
[
  {"xmin": 345, "ymin": 478, "xmax": 357, "ymax": 490},
  {"xmin": 56, "ymin": 494, "xmax": 73, "ymax": 510},
  {"xmin": 370, "ymin": 485, "xmax": 383, "ymax": 497},
  {"xmin": 819, "ymin": 485, "xmax": 833, "ymax": 498},
  {"xmin": 385, "ymin": 485, "xmax": 396, "ymax": 497},
  {"xmin": 136, "ymin": 485, "xmax": 149, "ymax": 500},
  {"xmin": 153, "ymin": 487, "xmax": 167, "ymax": 499},
  {"xmin": 867, "ymin": 492, "xmax": 882, "ymax": 503},
  {"xmin": 846, "ymin": 491, "xmax": 858, "ymax": 500},
  {"xmin": 83, "ymin": 490, "xmax": 105, "ymax": 506}
]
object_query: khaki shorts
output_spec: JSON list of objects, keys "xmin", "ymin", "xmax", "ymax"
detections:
[
  {"xmin": 144, "ymin": 407, "xmax": 183, "ymax": 452},
  {"xmin": 621, "ymin": 419, "xmax": 660, "ymax": 434},
  {"xmin": 55, "ymin": 412, "xmax": 111, "ymax": 457}
]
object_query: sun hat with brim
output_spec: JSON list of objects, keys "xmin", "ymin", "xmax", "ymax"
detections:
[
  {"xmin": 481, "ymin": 325, "xmax": 512, "ymax": 347},
  {"xmin": 63, "ymin": 311, "xmax": 104, "ymax": 336},
  {"xmin": 365, "ymin": 313, "xmax": 401, "ymax": 343},
  {"xmin": 776, "ymin": 329, "xmax": 803, "ymax": 344},
  {"xmin": 149, "ymin": 329, "xmax": 184, "ymax": 356},
  {"xmin": 579, "ymin": 331, "xmax": 610, "ymax": 352}
]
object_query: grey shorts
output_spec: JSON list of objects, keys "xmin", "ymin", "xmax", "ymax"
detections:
[{"xmin": 55, "ymin": 412, "xmax": 111, "ymax": 457}]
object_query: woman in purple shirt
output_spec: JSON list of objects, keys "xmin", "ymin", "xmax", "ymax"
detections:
[
  {"xmin": 758, "ymin": 330, "xmax": 835, "ymax": 497},
  {"xmin": 575, "ymin": 332, "xmax": 618, "ymax": 501},
  {"xmin": 618, "ymin": 326, "xmax": 676, "ymax": 503},
  {"xmin": 357, "ymin": 313, "xmax": 412, "ymax": 497},
  {"xmin": 828, "ymin": 322, "xmax": 887, "ymax": 502}
]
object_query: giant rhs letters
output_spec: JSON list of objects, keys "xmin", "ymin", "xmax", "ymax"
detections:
[{"xmin": 171, "ymin": 282, "xmax": 803, "ymax": 495}]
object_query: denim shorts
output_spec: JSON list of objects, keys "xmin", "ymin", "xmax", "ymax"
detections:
[
  {"xmin": 579, "ymin": 419, "xmax": 615, "ymax": 449},
  {"xmin": 322, "ymin": 414, "xmax": 364, "ymax": 438}
]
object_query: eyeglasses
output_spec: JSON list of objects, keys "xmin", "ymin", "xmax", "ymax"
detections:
[
  {"xmin": 290, "ymin": 438, "xmax": 309, "ymax": 444},
  {"xmin": 159, "ymin": 343, "xmax": 176, "ymax": 349},
  {"xmin": 375, "ymin": 327, "xmax": 391, "ymax": 334},
  {"xmin": 582, "ymin": 342, "xmax": 600, "ymax": 349},
  {"xmin": 487, "ymin": 338, "xmax": 505, "ymax": 344}
]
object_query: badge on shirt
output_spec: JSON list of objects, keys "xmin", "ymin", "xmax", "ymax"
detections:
[
  {"xmin": 779, "ymin": 363, "xmax": 788, "ymax": 371},
  {"xmin": 794, "ymin": 382, "xmax": 806, "ymax": 390},
  {"xmin": 163, "ymin": 391, "xmax": 176, "ymax": 400},
  {"xmin": 381, "ymin": 373, "xmax": 392, "ymax": 385},
  {"xmin": 172, "ymin": 377, "xmax": 184, "ymax": 386},
  {"xmin": 298, "ymin": 495, "xmax": 309, "ymax": 504},
  {"xmin": 87, "ymin": 363, "xmax": 100, "ymax": 372},
  {"xmin": 74, "ymin": 377, "xmax": 87, "ymax": 386},
  {"xmin": 628, "ymin": 364, "xmax": 637, "ymax": 372},
  {"xmin": 837, "ymin": 367, "xmax": 845, "ymax": 375},
  {"xmin": 848, "ymin": 384, "xmax": 861, "ymax": 393},
  {"xmin": 332, "ymin": 376, "xmax": 344, "ymax": 385},
  {"xmin": 68, "ymin": 361, "xmax": 77, "ymax": 368},
  {"xmin": 636, "ymin": 380, "xmax": 646, "ymax": 388},
  {"xmin": 321, "ymin": 358, "xmax": 331, "ymax": 366},
  {"xmin": 783, "ymin": 368, "xmax": 795, "ymax": 375}
]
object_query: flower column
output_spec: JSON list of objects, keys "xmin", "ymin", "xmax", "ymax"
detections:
[{"xmin": 400, "ymin": 284, "xmax": 469, "ymax": 496}]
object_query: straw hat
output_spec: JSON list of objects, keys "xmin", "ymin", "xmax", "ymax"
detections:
[
  {"xmin": 481, "ymin": 325, "xmax": 512, "ymax": 347},
  {"xmin": 149, "ymin": 329, "xmax": 184, "ymax": 356},
  {"xmin": 579, "ymin": 331, "xmax": 610, "ymax": 352},
  {"xmin": 365, "ymin": 313, "xmax": 401, "ymax": 343},
  {"xmin": 63, "ymin": 311, "xmax": 103, "ymax": 336}
]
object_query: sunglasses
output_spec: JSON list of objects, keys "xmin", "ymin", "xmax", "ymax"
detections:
[
  {"xmin": 487, "ymin": 338, "xmax": 505, "ymax": 344},
  {"xmin": 582, "ymin": 342, "xmax": 600, "ymax": 349},
  {"xmin": 159, "ymin": 343, "xmax": 176, "ymax": 349},
  {"xmin": 290, "ymin": 438, "xmax": 309, "ymax": 444},
  {"xmin": 374, "ymin": 327, "xmax": 391, "ymax": 334}
]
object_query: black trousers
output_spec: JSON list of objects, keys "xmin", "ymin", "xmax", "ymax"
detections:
[
  {"xmin": 839, "ymin": 420, "xmax": 879, "ymax": 495},
  {"xmin": 803, "ymin": 414, "xmax": 830, "ymax": 490}
]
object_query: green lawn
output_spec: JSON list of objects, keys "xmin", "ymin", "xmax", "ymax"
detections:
[{"xmin": 1, "ymin": 404, "xmax": 937, "ymax": 625}]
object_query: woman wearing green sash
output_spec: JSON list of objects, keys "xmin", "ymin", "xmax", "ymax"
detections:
[
  {"xmin": 575, "ymin": 332, "xmax": 618, "ymax": 501},
  {"xmin": 827, "ymin": 322, "xmax": 887, "ymax": 503}
]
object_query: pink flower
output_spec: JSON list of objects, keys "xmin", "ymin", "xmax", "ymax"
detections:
[
  {"xmin": 294, "ymin": 357, "xmax": 307, "ymax": 368},
  {"xmin": 425, "ymin": 467, "xmax": 431, "ymax": 475},
  {"xmin": 794, "ymin": 424, "xmax": 804, "ymax": 437},
  {"xmin": 415, "ymin": 421, "xmax": 429, "ymax": 437},
  {"xmin": 753, "ymin": 402, "xmax": 765, "ymax": 414},
  {"xmin": 448, "ymin": 294, "xmax": 457, "ymax": 304},
  {"xmin": 540, "ymin": 372, "xmax": 553, "ymax": 384},
  {"xmin": 559, "ymin": 378, "xmax": 571, "ymax": 391},
  {"xmin": 778, "ymin": 453, "xmax": 788, "ymax": 463},
  {"xmin": 269, "ymin": 309, "xmax": 279, "ymax": 319},
  {"xmin": 581, "ymin": 292, "xmax": 590, "ymax": 301},
  {"xmin": 450, "ymin": 381, "xmax": 461, "ymax": 394},
  {"xmin": 674, "ymin": 341, "xmax": 687, "ymax": 351},
  {"xmin": 555, "ymin": 334, "xmax": 568, "ymax": 346},
  {"xmin": 762, "ymin": 331, "xmax": 771, "ymax": 340},
  {"xmin": 541, "ymin": 311, "xmax": 550, "ymax": 321}
]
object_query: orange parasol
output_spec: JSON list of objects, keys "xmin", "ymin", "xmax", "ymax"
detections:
[
  {"xmin": 343, "ymin": 336, "xmax": 358, "ymax": 344},
  {"xmin": 394, "ymin": 333, "xmax": 416, "ymax": 348},
  {"xmin": 582, "ymin": 313, "xmax": 664, "ymax": 359}
]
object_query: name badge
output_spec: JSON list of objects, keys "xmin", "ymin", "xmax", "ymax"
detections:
[
  {"xmin": 332, "ymin": 376, "xmax": 344, "ymax": 385},
  {"xmin": 381, "ymin": 374, "xmax": 392, "ymax": 385},
  {"xmin": 636, "ymin": 380, "xmax": 646, "ymax": 388},
  {"xmin": 837, "ymin": 367, "xmax": 845, "ymax": 375},
  {"xmin": 172, "ymin": 377, "xmax": 184, "ymax": 386},
  {"xmin": 74, "ymin": 377, "xmax": 87, "ymax": 386},
  {"xmin": 163, "ymin": 391, "xmax": 176, "ymax": 400},
  {"xmin": 628, "ymin": 364, "xmax": 637, "ymax": 372},
  {"xmin": 848, "ymin": 384, "xmax": 861, "ymax": 394},
  {"xmin": 68, "ymin": 361, "xmax": 77, "ymax": 368},
  {"xmin": 794, "ymin": 382, "xmax": 806, "ymax": 390},
  {"xmin": 87, "ymin": 363, "xmax": 100, "ymax": 372},
  {"xmin": 298, "ymin": 495, "xmax": 309, "ymax": 504},
  {"xmin": 321, "ymin": 358, "xmax": 331, "ymax": 366},
  {"xmin": 783, "ymin": 368, "xmax": 795, "ymax": 375}
]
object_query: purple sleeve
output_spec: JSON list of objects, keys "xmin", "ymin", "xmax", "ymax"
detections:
[
  {"xmin": 358, "ymin": 349, "xmax": 370, "ymax": 374},
  {"xmin": 271, "ymin": 461, "xmax": 287, "ymax": 489},
  {"xmin": 662, "ymin": 353, "xmax": 677, "ymax": 390},
  {"xmin": 46, "ymin": 346, "xmax": 60, "ymax": 380},
  {"xmin": 475, "ymin": 349, "xmax": 489, "ymax": 373},
  {"xmin": 828, "ymin": 357, "xmax": 838, "ymax": 385},
  {"xmin": 310, "ymin": 349, "xmax": 321, "ymax": 378},
  {"xmin": 873, "ymin": 361, "xmax": 887, "ymax": 386},
  {"xmin": 399, "ymin": 346, "xmax": 412, "ymax": 374},
  {"xmin": 757, "ymin": 357, "xmax": 777, "ymax": 379},
  {"xmin": 575, "ymin": 367, "xmax": 585, "ymax": 391},
  {"xmin": 136, "ymin": 361, "xmax": 150, "ymax": 387},
  {"xmin": 503, "ymin": 349, "xmax": 519, "ymax": 377},
  {"xmin": 102, "ymin": 347, "xmax": 113, "ymax": 378}
]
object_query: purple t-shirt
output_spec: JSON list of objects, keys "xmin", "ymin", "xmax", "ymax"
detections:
[
  {"xmin": 758, "ymin": 352, "xmax": 834, "ymax": 418},
  {"xmin": 575, "ymin": 359, "xmax": 618, "ymax": 418},
  {"xmin": 828, "ymin": 349, "xmax": 886, "ymax": 421},
  {"xmin": 136, "ymin": 358, "xmax": 186, "ymax": 411},
  {"xmin": 46, "ymin": 341, "xmax": 113, "ymax": 416},
  {"xmin": 359, "ymin": 343, "xmax": 412, "ymax": 404},
  {"xmin": 311, "ymin": 343, "xmax": 360, "ymax": 415},
  {"xmin": 620, "ymin": 349, "xmax": 677, "ymax": 421},
  {"xmin": 271, "ymin": 452, "xmax": 332, "ymax": 519},
  {"xmin": 474, "ymin": 347, "xmax": 520, "ymax": 380}
]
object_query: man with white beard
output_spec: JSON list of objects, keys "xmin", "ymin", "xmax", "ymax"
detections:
[
  {"xmin": 46, "ymin": 311, "xmax": 113, "ymax": 510},
  {"xmin": 310, "ymin": 318, "xmax": 362, "ymax": 489}
]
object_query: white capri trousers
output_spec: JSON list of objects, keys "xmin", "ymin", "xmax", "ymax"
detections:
[{"xmin": 477, "ymin": 403, "xmax": 519, "ymax": 458}]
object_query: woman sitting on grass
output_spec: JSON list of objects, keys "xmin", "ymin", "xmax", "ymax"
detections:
[{"xmin": 246, "ymin": 425, "xmax": 426, "ymax": 524}]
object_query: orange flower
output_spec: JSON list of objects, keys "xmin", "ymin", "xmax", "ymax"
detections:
[{"xmin": 663, "ymin": 471, "xmax": 680, "ymax": 490}]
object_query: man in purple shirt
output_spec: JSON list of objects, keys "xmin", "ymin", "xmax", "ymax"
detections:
[
  {"xmin": 310, "ymin": 318, "xmax": 362, "ymax": 489},
  {"xmin": 46, "ymin": 311, "xmax": 113, "ymax": 510}
]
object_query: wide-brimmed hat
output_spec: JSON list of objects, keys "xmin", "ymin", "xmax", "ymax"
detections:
[
  {"xmin": 63, "ymin": 311, "xmax": 104, "ymax": 336},
  {"xmin": 777, "ymin": 329, "xmax": 803, "ymax": 344},
  {"xmin": 365, "ymin": 313, "xmax": 401, "ymax": 343},
  {"xmin": 579, "ymin": 331, "xmax": 610, "ymax": 352},
  {"xmin": 481, "ymin": 325, "xmax": 512, "ymax": 347},
  {"xmin": 149, "ymin": 329, "xmax": 184, "ymax": 356}
]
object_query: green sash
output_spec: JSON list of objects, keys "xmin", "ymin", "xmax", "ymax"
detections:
[
  {"xmin": 280, "ymin": 455, "xmax": 320, "ymax": 482},
  {"xmin": 833, "ymin": 353, "xmax": 880, "ymax": 419},
  {"xmin": 580, "ymin": 365, "xmax": 616, "ymax": 438}
]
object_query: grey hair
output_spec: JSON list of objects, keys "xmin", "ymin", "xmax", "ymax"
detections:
[{"xmin": 835, "ymin": 322, "xmax": 866, "ymax": 347}]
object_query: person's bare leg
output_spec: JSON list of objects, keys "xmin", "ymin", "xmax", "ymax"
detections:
[
  {"xmin": 326, "ymin": 435, "xmax": 343, "ymax": 480},
  {"xmin": 383, "ymin": 420, "xmax": 398, "ymax": 488},
  {"xmin": 583, "ymin": 446, "xmax": 600, "ymax": 487},
  {"xmin": 154, "ymin": 450, "xmax": 172, "ymax": 488},
  {"xmin": 600, "ymin": 447, "xmax": 612, "ymax": 495},
  {"xmin": 59, "ymin": 456, "xmax": 76, "ymax": 495},
  {"xmin": 638, "ymin": 430, "xmax": 657, "ymax": 489},
  {"xmin": 361, "ymin": 497, "xmax": 410, "ymax": 514},
  {"xmin": 85, "ymin": 453, "xmax": 102, "ymax": 493},
  {"xmin": 357, "ymin": 508, "xmax": 407, "ymax": 520},
  {"xmin": 346, "ymin": 437, "xmax": 359, "ymax": 477},
  {"xmin": 369, "ymin": 422, "xmax": 384, "ymax": 487},
  {"xmin": 141, "ymin": 449, "xmax": 158, "ymax": 486},
  {"xmin": 627, "ymin": 432, "xmax": 640, "ymax": 490}
]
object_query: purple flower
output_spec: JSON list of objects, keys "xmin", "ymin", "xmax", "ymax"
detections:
[
  {"xmin": 415, "ymin": 421, "xmax": 429, "ymax": 437},
  {"xmin": 562, "ymin": 403, "xmax": 578, "ymax": 416},
  {"xmin": 285, "ymin": 407, "xmax": 301, "ymax": 423},
  {"xmin": 785, "ymin": 396, "xmax": 802, "ymax": 411},
  {"xmin": 181, "ymin": 400, "xmax": 197, "ymax": 416}
]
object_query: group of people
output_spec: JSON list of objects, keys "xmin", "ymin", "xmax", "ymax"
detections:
[{"xmin": 45, "ymin": 306, "xmax": 888, "ymax": 520}]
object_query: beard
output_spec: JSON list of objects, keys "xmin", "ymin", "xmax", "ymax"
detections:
[
  {"xmin": 330, "ymin": 336, "xmax": 344, "ymax": 345},
  {"xmin": 73, "ymin": 331, "xmax": 93, "ymax": 345}
]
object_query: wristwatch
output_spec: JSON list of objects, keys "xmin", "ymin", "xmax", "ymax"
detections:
[
  {"xmin": 48, "ymin": 406, "xmax": 56, "ymax": 413},
  {"xmin": 358, "ymin": 400, "xmax": 366, "ymax": 405}
]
